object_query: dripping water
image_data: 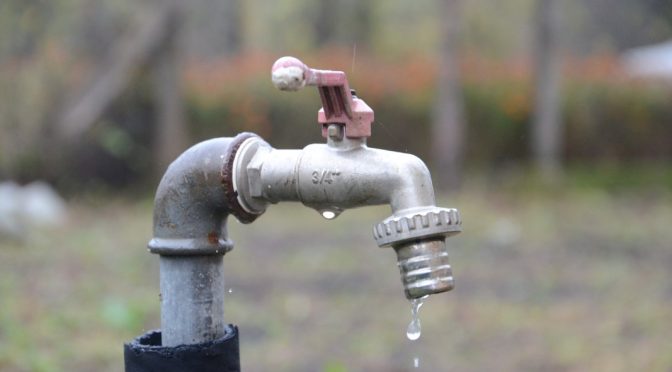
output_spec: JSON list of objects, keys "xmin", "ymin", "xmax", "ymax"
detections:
[
  {"xmin": 406, "ymin": 295, "xmax": 428, "ymax": 341},
  {"xmin": 321, "ymin": 210, "xmax": 337, "ymax": 219}
]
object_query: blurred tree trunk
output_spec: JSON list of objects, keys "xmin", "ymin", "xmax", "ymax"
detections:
[
  {"xmin": 432, "ymin": 0, "xmax": 465, "ymax": 190},
  {"xmin": 531, "ymin": 0, "xmax": 563, "ymax": 179},
  {"xmin": 313, "ymin": 1, "xmax": 371, "ymax": 50},
  {"xmin": 349, "ymin": 0, "xmax": 372, "ymax": 48},
  {"xmin": 58, "ymin": 1, "xmax": 188, "ymax": 176},
  {"xmin": 313, "ymin": 1, "xmax": 337, "ymax": 46},
  {"xmin": 190, "ymin": 0, "xmax": 242, "ymax": 57},
  {"xmin": 221, "ymin": 0, "xmax": 242, "ymax": 54},
  {"xmin": 152, "ymin": 3, "xmax": 189, "ymax": 175},
  {"xmin": 59, "ymin": 6, "xmax": 173, "ymax": 139}
]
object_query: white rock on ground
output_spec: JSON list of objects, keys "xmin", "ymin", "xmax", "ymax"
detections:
[{"xmin": 0, "ymin": 181, "xmax": 68, "ymax": 240}]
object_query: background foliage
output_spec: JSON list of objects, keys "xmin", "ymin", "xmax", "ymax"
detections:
[{"xmin": 1, "ymin": 0, "xmax": 671, "ymax": 191}]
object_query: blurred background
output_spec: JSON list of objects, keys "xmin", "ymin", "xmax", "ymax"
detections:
[{"xmin": 1, "ymin": 0, "xmax": 671, "ymax": 371}]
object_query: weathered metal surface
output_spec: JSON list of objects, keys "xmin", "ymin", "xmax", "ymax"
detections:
[
  {"xmin": 159, "ymin": 255, "xmax": 225, "ymax": 347},
  {"xmin": 221, "ymin": 132, "xmax": 263, "ymax": 224},
  {"xmin": 149, "ymin": 137, "xmax": 235, "ymax": 256},
  {"xmin": 149, "ymin": 137, "xmax": 235, "ymax": 346}
]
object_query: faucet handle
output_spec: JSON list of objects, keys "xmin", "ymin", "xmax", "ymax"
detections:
[
  {"xmin": 271, "ymin": 56, "xmax": 374, "ymax": 139},
  {"xmin": 271, "ymin": 56, "xmax": 309, "ymax": 92}
]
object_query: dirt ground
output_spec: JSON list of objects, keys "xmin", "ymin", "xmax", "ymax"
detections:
[{"xmin": 0, "ymin": 184, "xmax": 670, "ymax": 371}]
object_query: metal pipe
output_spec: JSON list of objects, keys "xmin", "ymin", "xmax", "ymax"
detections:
[
  {"xmin": 237, "ymin": 135, "xmax": 436, "ymax": 215},
  {"xmin": 159, "ymin": 256, "xmax": 225, "ymax": 346},
  {"xmin": 149, "ymin": 137, "xmax": 236, "ymax": 347}
]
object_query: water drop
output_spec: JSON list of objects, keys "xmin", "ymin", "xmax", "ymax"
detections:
[
  {"xmin": 406, "ymin": 295, "xmax": 428, "ymax": 341},
  {"xmin": 321, "ymin": 210, "xmax": 336, "ymax": 219},
  {"xmin": 228, "ymin": 288, "xmax": 233, "ymax": 294},
  {"xmin": 407, "ymin": 319, "xmax": 421, "ymax": 340},
  {"xmin": 413, "ymin": 357, "xmax": 420, "ymax": 368}
]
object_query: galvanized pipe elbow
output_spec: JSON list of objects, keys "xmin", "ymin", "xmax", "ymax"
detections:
[
  {"xmin": 148, "ymin": 135, "xmax": 251, "ymax": 347},
  {"xmin": 150, "ymin": 137, "xmax": 235, "ymax": 255}
]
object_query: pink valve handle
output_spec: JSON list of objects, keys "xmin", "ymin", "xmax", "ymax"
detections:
[{"xmin": 271, "ymin": 56, "xmax": 374, "ymax": 139}]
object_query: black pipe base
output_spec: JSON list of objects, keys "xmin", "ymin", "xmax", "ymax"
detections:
[{"xmin": 124, "ymin": 325, "xmax": 240, "ymax": 372}]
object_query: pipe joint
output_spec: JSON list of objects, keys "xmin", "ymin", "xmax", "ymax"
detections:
[{"xmin": 150, "ymin": 138, "xmax": 237, "ymax": 257}]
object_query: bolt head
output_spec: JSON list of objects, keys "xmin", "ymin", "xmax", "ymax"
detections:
[{"xmin": 327, "ymin": 124, "xmax": 344, "ymax": 141}]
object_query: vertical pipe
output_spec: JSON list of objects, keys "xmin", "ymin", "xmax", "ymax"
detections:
[
  {"xmin": 152, "ymin": 2, "xmax": 188, "ymax": 176},
  {"xmin": 160, "ymin": 256, "xmax": 226, "ymax": 347},
  {"xmin": 432, "ymin": 0, "xmax": 465, "ymax": 189}
]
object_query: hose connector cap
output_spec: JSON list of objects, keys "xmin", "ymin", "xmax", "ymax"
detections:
[{"xmin": 374, "ymin": 207, "xmax": 462, "ymax": 299}]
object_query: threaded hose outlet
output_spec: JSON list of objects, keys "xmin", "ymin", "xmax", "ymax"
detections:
[
  {"xmin": 394, "ymin": 238, "xmax": 454, "ymax": 299},
  {"xmin": 373, "ymin": 207, "xmax": 461, "ymax": 299}
]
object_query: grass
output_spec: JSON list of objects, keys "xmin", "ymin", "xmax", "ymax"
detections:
[{"xmin": 0, "ymin": 181, "xmax": 671, "ymax": 371}]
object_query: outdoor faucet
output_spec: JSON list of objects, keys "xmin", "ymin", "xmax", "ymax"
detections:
[
  {"xmin": 125, "ymin": 56, "xmax": 461, "ymax": 370},
  {"xmin": 231, "ymin": 56, "xmax": 463, "ymax": 301}
]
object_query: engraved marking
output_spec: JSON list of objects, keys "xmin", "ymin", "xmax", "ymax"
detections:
[{"xmin": 311, "ymin": 169, "xmax": 341, "ymax": 184}]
